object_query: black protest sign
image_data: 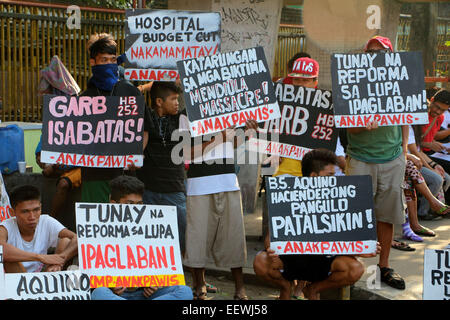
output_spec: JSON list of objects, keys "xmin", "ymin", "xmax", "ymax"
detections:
[
  {"xmin": 266, "ymin": 175, "xmax": 377, "ymax": 255},
  {"xmin": 41, "ymin": 95, "xmax": 145, "ymax": 168},
  {"xmin": 423, "ymin": 249, "xmax": 450, "ymax": 300},
  {"xmin": 331, "ymin": 51, "xmax": 428, "ymax": 127},
  {"xmin": 76, "ymin": 203, "xmax": 185, "ymax": 288},
  {"xmin": 249, "ymin": 83, "xmax": 338, "ymax": 160},
  {"xmin": 125, "ymin": 9, "xmax": 221, "ymax": 82},
  {"xmin": 177, "ymin": 46, "xmax": 281, "ymax": 137},
  {"xmin": 4, "ymin": 271, "xmax": 91, "ymax": 300}
]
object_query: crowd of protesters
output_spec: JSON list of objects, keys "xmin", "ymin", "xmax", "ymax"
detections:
[{"xmin": 0, "ymin": 32, "xmax": 449, "ymax": 301}]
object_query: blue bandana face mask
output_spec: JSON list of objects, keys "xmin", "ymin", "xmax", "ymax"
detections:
[{"xmin": 90, "ymin": 63, "xmax": 119, "ymax": 91}]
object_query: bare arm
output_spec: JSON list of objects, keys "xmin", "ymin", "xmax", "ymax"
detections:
[
  {"xmin": 434, "ymin": 128, "xmax": 450, "ymax": 141},
  {"xmin": 401, "ymin": 125, "xmax": 409, "ymax": 155},
  {"xmin": 0, "ymin": 226, "xmax": 65, "ymax": 266}
]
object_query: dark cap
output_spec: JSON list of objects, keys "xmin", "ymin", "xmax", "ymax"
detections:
[{"xmin": 433, "ymin": 89, "xmax": 450, "ymax": 106}]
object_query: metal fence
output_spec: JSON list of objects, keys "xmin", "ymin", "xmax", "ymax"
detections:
[
  {"xmin": 396, "ymin": 14, "xmax": 449, "ymax": 76},
  {"xmin": 0, "ymin": 1, "xmax": 126, "ymax": 122},
  {"xmin": 0, "ymin": 2, "xmax": 448, "ymax": 122},
  {"xmin": 273, "ymin": 24, "xmax": 306, "ymax": 80}
]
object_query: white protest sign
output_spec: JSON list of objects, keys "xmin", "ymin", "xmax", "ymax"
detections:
[
  {"xmin": 125, "ymin": 9, "xmax": 221, "ymax": 82},
  {"xmin": 4, "ymin": 270, "xmax": 91, "ymax": 300},
  {"xmin": 76, "ymin": 203, "xmax": 184, "ymax": 288},
  {"xmin": 423, "ymin": 249, "xmax": 450, "ymax": 300}
]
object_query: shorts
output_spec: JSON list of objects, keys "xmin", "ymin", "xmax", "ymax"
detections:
[
  {"xmin": 57, "ymin": 168, "xmax": 81, "ymax": 189},
  {"xmin": 279, "ymin": 254, "xmax": 336, "ymax": 282},
  {"xmin": 183, "ymin": 191, "xmax": 247, "ymax": 268},
  {"xmin": 346, "ymin": 154, "xmax": 406, "ymax": 224}
]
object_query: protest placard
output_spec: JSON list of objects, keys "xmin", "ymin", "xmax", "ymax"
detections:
[
  {"xmin": 40, "ymin": 95, "xmax": 145, "ymax": 168},
  {"xmin": 76, "ymin": 203, "xmax": 184, "ymax": 288},
  {"xmin": 0, "ymin": 172, "xmax": 12, "ymax": 221},
  {"xmin": 331, "ymin": 51, "xmax": 429, "ymax": 127},
  {"xmin": 3, "ymin": 270, "xmax": 91, "ymax": 300},
  {"xmin": 423, "ymin": 249, "xmax": 450, "ymax": 300},
  {"xmin": 265, "ymin": 175, "xmax": 377, "ymax": 255},
  {"xmin": 124, "ymin": 9, "xmax": 221, "ymax": 82},
  {"xmin": 177, "ymin": 46, "xmax": 281, "ymax": 137},
  {"xmin": 248, "ymin": 83, "xmax": 338, "ymax": 160}
]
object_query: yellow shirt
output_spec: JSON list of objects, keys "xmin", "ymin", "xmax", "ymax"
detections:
[{"xmin": 273, "ymin": 158, "xmax": 303, "ymax": 177}]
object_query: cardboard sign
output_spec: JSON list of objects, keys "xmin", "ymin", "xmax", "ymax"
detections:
[
  {"xmin": 423, "ymin": 249, "xmax": 450, "ymax": 300},
  {"xmin": 0, "ymin": 172, "xmax": 12, "ymax": 222},
  {"xmin": 125, "ymin": 9, "xmax": 221, "ymax": 82},
  {"xmin": 3, "ymin": 270, "xmax": 91, "ymax": 300},
  {"xmin": 177, "ymin": 46, "xmax": 281, "ymax": 137},
  {"xmin": 249, "ymin": 83, "xmax": 338, "ymax": 160},
  {"xmin": 40, "ymin": 95, "xmax": 145, "ymax": 168},
  {"xmin": 266, "ymin": 175, "xmax": 377, "ymax": 255},
  {"xmin": 76, "ymin": 203, "xmax": 184, "ymax": 288},
  {"xmin": 331, "ymin": 51, "xmax": 429, "ymax": 127}
]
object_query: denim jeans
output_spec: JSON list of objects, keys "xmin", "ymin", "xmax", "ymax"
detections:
[
  {"xmin": 91, "ymin": 286, "xmax": 193, "ymax": 300},
  {"xmin": 143, "ymin": 190, "xmax": 187, "ymax": 253}
]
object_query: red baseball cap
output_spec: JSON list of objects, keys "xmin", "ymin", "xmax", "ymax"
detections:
[
  {"xmin": 364, "ymin": 36, "xmax": 393, "ymax": 52},
  {"xmin": 288, "ymin": 57, "xmax": 319, "ymax": 78}
]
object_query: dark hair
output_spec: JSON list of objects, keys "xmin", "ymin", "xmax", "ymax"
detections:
[
  {"xmin": 433, "ymin": 89, "xmax": 450, "ymax": 106},
  {"xmin": 301, "ymin": 149, "xmax": 338, "ymax": 177},
  {"xmin": 109, "ymin": 175, "xmax": 144, "ymax": 202},
  {"xmin": 150, "ymin": 81, "xmax": 182, "ymax": 108},
  {"xmin": 88, "ymin": 35, "xmax": 117, "ymax": 60},
  {"xmin": 287, "ymin": 52, "xmax": 311, "ymax": 72},
  {"xmin": 10, "ymin": 185, "xmax": 41, "ymax": 208}
]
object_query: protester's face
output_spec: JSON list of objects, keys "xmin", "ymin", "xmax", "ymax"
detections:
[
  {"xmin": 12, "ymin": 199, "xmax": 41, "ymax": 231},
  {"xmin": 429, "ymin": 100, "xmax": 450, "ymax": 118},
  {"xmin": 158, "ymin": 93, "xmax": 179, "ymax": 116},
  {"xmin": 310, "ymin": 164, "xmax": 336, "ymax": 177},
  {"xmin": 318, "ymin": 164, "xmax": 336, "ymax": 176},
  {"xmin": 112, "ymin": 193, "xmax": 144, "ymax": 205},
  {"xmin": 292, "ymin": 77, "xmax": 318, "ymax": 88},
  {"xmin": 90, "ymin": 53, "xmax": 117, "ymax": 66}
]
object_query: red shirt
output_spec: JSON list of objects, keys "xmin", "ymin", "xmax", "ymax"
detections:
[{"xmin": 421, "ymin": 113, "xmax": 444, "ymax": 151}]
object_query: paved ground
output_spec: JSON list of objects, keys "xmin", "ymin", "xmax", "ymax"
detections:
[{"xmin": 197, "ymin": 194, "xmax": 450, "ymax": 300}]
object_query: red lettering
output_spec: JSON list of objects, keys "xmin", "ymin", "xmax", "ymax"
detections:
[
  {"xmin": 283, "ymin": 241, "xmax": 293, "ymax": 253},
  {"xmin": 320, "ymin": 242, "xmax": 330, "ymax": 253}
]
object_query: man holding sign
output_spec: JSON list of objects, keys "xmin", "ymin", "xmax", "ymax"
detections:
[
  {"xmin": 253, "ymin": 149, "xmax": 380, "ymax": 300},
  {"xmin": 344, "ymin": 36, "xmax": 409, "ymax": 290},
  {"xmin": 90, "ymin": 175, "xmax": 193, "ymax": 300},
  {"xmin": 78, "ymin": 33, "xmax": 147, "ymax": 203}
]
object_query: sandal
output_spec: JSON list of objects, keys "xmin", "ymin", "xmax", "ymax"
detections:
[
  {"xmin": 402, "ymin": 216, "xmax": 423, "ymax": 242},
  {"xmin": 205, "ymin": 283, "xmax": 218, "ymax": 293},
  {"xmin": 292, "ymin": 295, "xmax": 306, "ymax": 300},
  {"xmin": 433, "ymin": 205, "xmax": 450, "ymax": 216},
  {"xmin": 193, "ymin": 291, "xmax": 207, "ymax": 300},
  {"xmin": 234, "ymin": 294, "xmax": 249, "ymax": 300},
  {"xmin": 391, "ymin": 240, "xmax": 415, "ymax": 251},
  {"xmin": 411, "ymin": 226, "xmax": 436, "ymax": 237},
  {"xmin": 379, "ymin": 266, "xmax": 405, "ymax": 290}
]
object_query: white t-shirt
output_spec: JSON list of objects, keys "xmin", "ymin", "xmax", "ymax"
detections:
[
  {"xmin": 441, "ymin": 110, "xmax": 450, "ymax": 130},
  {"xmin": 179, "ymin": 114, "xmax": 240, "ymax": 196},
  {"xmin": 0, "ymin": 215, "xmax": 65, "ymax": 272}
]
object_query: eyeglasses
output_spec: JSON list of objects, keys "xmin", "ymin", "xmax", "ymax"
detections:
[{"xmin": 366, "ymin": 49, "xmax": 390, "ymax": 53}]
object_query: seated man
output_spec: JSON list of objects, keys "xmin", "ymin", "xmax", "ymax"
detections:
[
  {"xmin": 253, "ymin": 149, "xmax": 380, "ymax": 300},
  {"xmin": 0, "ymin": 185, "xmax": 78, "ymax": 273},
  {"xmin": 91, "ymin": 175, "xmax": 193, "ymax": 300}
]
